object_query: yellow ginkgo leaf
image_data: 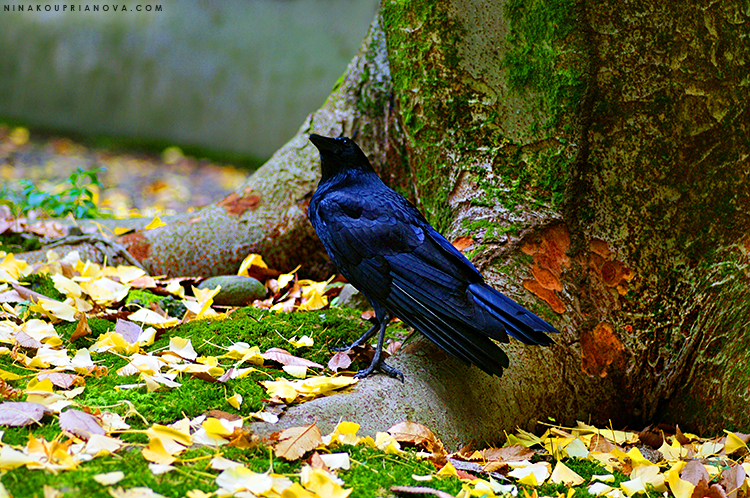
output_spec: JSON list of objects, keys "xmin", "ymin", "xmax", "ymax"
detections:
[
  {"xmin": 215, "ymin": 466, "xmax": 275, "ymax": 496},
  {"xmin": 51, "ymin": 273, "xmax": 82, "ymax": 298},
  {"xmin": 144, "ymin": 424, "xmax": 191, "ymax": 459},
  {"xmin": 508, "ymin": 461, "xmax": 551, "ymax": 486},
  {"xmin": 84, "ymin": 434, "xmax": 123, "ymax": 457},
  {"xmin": 80, "ymin": 277, "xmax": 129, "ymax": 305},
  {"xmin": 228, "ymin": 393, "xmax": 243, "ymax": 410},
  {"xmin": 289, "ymin": 335, "xmax": 314, "ymax": 348},
  {"xmin": 299, "ymin": 465, "xmax": 351, "ymax": 498},
  {"xmin": 724, "ymin": 431, "xmax": 749, "ymax": 454},
  {"xmin": 144, "ymin": 216, "xmax": 166, "ymax": 230},
  {"xmin": 283, "ymin": 365, "xmax": 308, "ymax": 378},
  {"xmin": 0, "ymin": 369, "xmax": 21, "ymax": 381},
  {"xmin": 91, "ymin": 331, "xmax": 140, "ymax": 355},
  {"xmin": 323, "ymin": 421, "xmax": 361, "ymax": 446},
  {"xmin": 165, "ymin": 281, "xmax": 185, "ymax": 298},
  {"xmin": 297, "ymin": 289, "xmax": 327, "ymax": 311},
  {"xmin": 192, "ymin": 285, "xmax": 220, "ymax": 303},
  {"xmin": 666, "ymin": 461, "xmax": 695, "ymax": 498},
  {"xmin": 142, "ymin": 437, "xmax": 176, "ymax": 465},
  {"xmin": 374, "ymin": 432, "xmax": 402, "ymax": 455},
  {"xmin": 30, "ymin": 298, "xmax": 77, "ymax": 322},
  {"xmin": 550, "ymin": 460, "xmax": 585, "ymax": 486},
  {"xmin": 203, "ymin": 418, "xmax": 234, "ymax": 437},
  {"xmin": 237, "ymin": 253, "xmax": 267, "ymax": 276},
  {"xmin": 169, "ymin": 337, "xmax": 197, "ymax": 361},
  {"xmin": 127, "ymin": 308, "xmax": 179, "ymax": 328},
  {"xmin": 93, "ymin": 471, "xmax": 125, "ymax": 485},
  {"xmin": 436, "ymin": 460, "xmax": 459, "ymax": 478}
]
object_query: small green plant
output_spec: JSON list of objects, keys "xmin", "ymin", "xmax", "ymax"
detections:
[{"xmin": 17, "ymin": 167, "xmax": 107, "ymax": 219}]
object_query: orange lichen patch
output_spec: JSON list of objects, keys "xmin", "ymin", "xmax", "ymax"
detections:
[
  {"xmin": 588, "ymin": 252, "xmax": 606, "ymax": 274},
  {"xmin": 520, "ymin": 225, "xmax": 570, "ymax": 313},
  {"xmin": 118, "ymin": 231, "xmax": 152, "ymax": 262},
  {"xmin": 531, "ymin": 266, "xmax": 562, "ymax": 291},
  {"xmin": 588, "ymin": 238, "xmax": 611, "ymax": 259},
  {"xmin": 580, "ymin": 322, "xmax": 624, "ymax": 377},
  {"xmin": 601, "ymin": 260, "xmax": 634, "ymax": 287},
  {"xmin": 217, "ymin": 191, "xmax": 261, "ymax": 216},
  {"xmin": 523, "ymin": 279, "xmax": 565, "ymax": 314},
  {"xmin": 452, "ymin": 236, "xmax": 474, "ymax": 252}
]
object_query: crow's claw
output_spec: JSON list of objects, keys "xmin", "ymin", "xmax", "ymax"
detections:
[
  {"xmin": 354, "ymin": 359, "xmax": 404, "ymax": 382},
  {"xmin": 330, "ymin": 342, "xmax": 353, "ymax": 352}
]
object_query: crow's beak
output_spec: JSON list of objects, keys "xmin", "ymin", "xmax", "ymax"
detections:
[{"xmin": 309, "ymin": 134, "xmax": 339, "ymax": 153}]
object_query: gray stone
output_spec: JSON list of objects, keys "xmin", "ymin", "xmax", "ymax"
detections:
[
  {"xmin": 197, "ymin": 275, "xmax": 265, "ymax": 306},
  {"xmin": 334, "ymin": 283, "xmax": 371, "ymax": 311}
]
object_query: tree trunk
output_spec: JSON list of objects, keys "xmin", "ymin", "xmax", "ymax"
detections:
[{"xmin": 24, "ymin": 0, "xmax": 750, "ymax": 440}]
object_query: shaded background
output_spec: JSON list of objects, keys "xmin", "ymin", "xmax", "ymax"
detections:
[{"xmin": 0, "ymin": 0, "xmax": 379, "ymax": 163}]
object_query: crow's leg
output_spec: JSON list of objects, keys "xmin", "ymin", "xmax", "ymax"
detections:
[
  {"xmin": 354, "ymin": 312, "xmax": 404, "ymax": 382},
  {"xmin": 330, "ymin": 319, "xmax": 380, "ymax": 352}
]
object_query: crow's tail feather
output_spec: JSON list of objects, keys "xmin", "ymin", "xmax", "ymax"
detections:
[
  {"xmin": 470, "ymin": 283, "xmax": 558, "ymax": 346},
  {"xmin": 389, "ymin": 280, "xmax": 509, "ymax": 377}
]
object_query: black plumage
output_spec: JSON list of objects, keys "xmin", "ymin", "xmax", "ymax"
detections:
[{"xmin": 308, "ymin": 134, "xmax": 558, "ymax": 379}]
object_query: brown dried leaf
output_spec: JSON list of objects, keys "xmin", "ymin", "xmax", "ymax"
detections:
[
  {"xmin": 388, "ymin": 421, "xmax": 446, "ymax": 458},
  {"xmin": 483, "ymin": 461, "xmax": 511, "ymax": 473},
  {"xmin": 70, "ymin": 314, "xmax": 92, "ymax": 342},
  {"xmin": 0, "ymin": 289, "xmax": 23, "ymax": 303},
  {"xmin": 262, "ymin": 348, "xmax": 324, "ymax": 369},
  {"xmin": 274, "ymin": 423, "xmax": 323, "ymax": 461},
  {"xmin": 328, "ymin": 351, "xmax": 353, "ymax": 372},
  {"xmin": 190, "ymin": 372, "xmax": 219, "ymax": 384},
  {"xmin": 391, "ymin": 485, "xmax": 455, "ymax": 498},
  {"xmin": 15, "ymin": 331, "xmax": 42, "ymax": 349},
  {"xmin": 115, "ymin": 319, "xmax": 141, "ymax": 345},
  {"xmin": 360, "ymin": 310, "xmax": 376, "ymax": 321},
  {"xmin": 692, "ymin": 478, "xmax": 710, "ymax": 498},
  {"xmin": 638, "ymin": 425, "xmax": 664, "ymax": 448},
  {"xmin": 681, "ymin": 460, "xmax": 710, "ymax": 485},
  {"xmin": 388, "ymin": 421, "xmax": 435, "ymax": 445},
  {"xmin": 59, "ymin": 408, "xmax": 105, "ymax": 440},
  {"xmin": 708, "ymin": 484, "xmax": 729, "ymax": 498},
  {"xmin": 228, "ymin": 428, "xmax": 259, "ymax": 449},
  {"xmin": 206, "ymin": 410, "xmax": 242, "ymax": 422},
  {"xmin": 483, "ymin": 445, "xmax": 535, "ymax": 463},
  {"xmin": 721, "ymin": 463, "xmax": 746, "ymax": 498},
  {"xmin": 675, "ymin": 424, "xmax": 692, "ymax": 445},
  {"xmin": 589, "ymin": 434, "xmax": 616, "ymax": 452},
  {"xmin": 10, "ymin": 282, "xmax": 56, "ymax": 305},
  {"xmin": 386, "ymin": 341, "xmax": 402, "ymax": 355},
  {"xmin": 309, "ymin": 451, "xmax": 329, "ymax": 470},
  {"xmin": 37, "ymin": 372, "xmax": 78, "ymax": 389},
  {"xmin": 0, "ymin": 401, "xmax": 51, "ymax": 426},
  {"xmin": 129, "ymin": 275, "xmax": 157, "ymax": 289}
]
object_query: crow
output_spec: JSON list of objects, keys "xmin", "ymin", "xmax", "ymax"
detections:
[{"xmin": 308, "ymin": 134, "xmax": 558, "ymax": 380}]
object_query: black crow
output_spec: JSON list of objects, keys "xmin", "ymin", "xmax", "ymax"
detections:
[{"xmin": 308, "ymin": 134, "xmax": 558, "ymax": 380}]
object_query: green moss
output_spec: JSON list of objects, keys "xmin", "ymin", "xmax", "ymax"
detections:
[
  {"xmin": 19, "ymin": 273, "xmax": 66, "ymax": 301},
  {"xmin": 504, "ymin": 0, "xmax": 584, "ymax": 130},
  {"xmin": 381, "ymin": 0, "xmax": 475, "ymax": 231},
  {"xmin": 125, "ymin": 289, "xmax": 162, "ymax": 307},
  {"xmin": 340, "ymin": 445, "xmax": 462, "ymax": 498},
  {"xmin": 0, "ymin": 232, "xmax": 42, "ymax": 254}
]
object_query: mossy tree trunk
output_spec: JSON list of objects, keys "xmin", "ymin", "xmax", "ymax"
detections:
[{"xmin": 24, "ymin": 0, "xmax": 749, "ymax": 439}]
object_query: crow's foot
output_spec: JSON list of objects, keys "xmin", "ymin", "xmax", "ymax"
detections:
[{"xmin": 354, "ymin": 359, "xmax": 404, "ymax": 382}]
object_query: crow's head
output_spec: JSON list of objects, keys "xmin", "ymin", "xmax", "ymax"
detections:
[{"xmin": 309, "ymin": 134, "xmax": 374, "ymax": 180}]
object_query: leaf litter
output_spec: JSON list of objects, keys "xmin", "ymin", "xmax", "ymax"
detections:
[{"xmin": 0, "ymin": 249, "xmax": 748, "ymax": 496}]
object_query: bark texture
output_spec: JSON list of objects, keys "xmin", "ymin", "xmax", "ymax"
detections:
[{"xmin": 23, "ymin": 0, "xmax": 750, "ymax": 439}]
